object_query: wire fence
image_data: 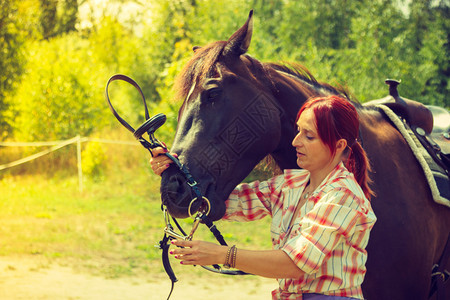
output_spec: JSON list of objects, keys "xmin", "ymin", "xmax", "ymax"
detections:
[{"xmin": 0, "ymin": 136, "xmax": 139, "ymax": 192}]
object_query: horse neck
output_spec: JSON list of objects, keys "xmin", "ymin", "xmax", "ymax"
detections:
[{"xmin": 267, "ymin": 70, "xmax": 329, "ymax": 170}]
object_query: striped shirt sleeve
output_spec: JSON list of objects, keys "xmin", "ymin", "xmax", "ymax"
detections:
[
  {"xmin": 223, "ymin": 174, "xmax": 285, "ymax": 222},
  {"xmin": 282, "ymin": 188, "xmax": 369, "ymax": 275}
]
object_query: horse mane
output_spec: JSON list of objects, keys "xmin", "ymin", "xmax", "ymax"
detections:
[
  {"xmin": 265, "ymin": 62, "xmax": 356, "ymax": 103},
  {"xmin": 174, "ymin": 44, "xmax": 356, "ymax": 105}
]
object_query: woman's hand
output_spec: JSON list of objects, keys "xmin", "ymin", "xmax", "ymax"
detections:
[
  {"xmin": 170, "ymin": 240, "xmax": 227, "ymax": 266},
  {"xmin": 170, "ymin": 240, "xmax": 304, "ymax": 278},
  {"xmin": 150, "ymin": 147, "xmax": 177, "ymax": 176}
]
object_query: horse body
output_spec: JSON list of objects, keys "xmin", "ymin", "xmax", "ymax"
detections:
[
  {"xmin": 160, "ymin": 11, "xmax": 450, "ymax": 299},
  {"xmin": 357, "ymin": 110, "xmax": 449, "ymax": 298}
]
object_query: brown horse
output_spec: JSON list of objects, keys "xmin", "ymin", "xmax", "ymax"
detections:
[{"xmin": 159, "ymin": 11, "xmax": 450, "ymax": 299}]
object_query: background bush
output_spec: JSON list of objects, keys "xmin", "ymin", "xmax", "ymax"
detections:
[{"xmin": 0, "ymin": 0, "xmax": 448, "ymax": 176}]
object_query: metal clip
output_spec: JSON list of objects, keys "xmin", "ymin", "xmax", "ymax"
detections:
[
  {"xmin": 164, "ymin": 226, "xmax": 188, "ymax": 240},
  {"xmin": 163, "ymin": 207, "xmax": 188, "ymax": 240},
  {"xmin": 187, "ymin": 215, "xmax": 202, "ymax": 241}
]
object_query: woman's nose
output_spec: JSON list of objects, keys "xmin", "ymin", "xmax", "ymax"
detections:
[{"xmin": 292, "ymin": 134, "xmax": 302, "ymax": 147}]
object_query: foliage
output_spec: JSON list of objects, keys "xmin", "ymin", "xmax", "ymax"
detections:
[
  {"xmin": 0, "ymin": 171, "xmax": 272, "ymax": 277},
  {"xmin": 39, "ymin": 0, "xmax": 78, "ymax": 39},
  {"xmin": 0, "ymin": 0, "xmax": 447, "ymax": 278},
  {"xmin": 12, "ymin": 34, "xmax": 108, "ymax": 141},
  {"xmin": 0, "ymin": 0, "xmax": 26, "ymax": 138},
  {"xmin": 0, "ymin": 0, "xmax": 448, "ymax": 161},
  {"xmin": 81, "ymin": 141, "xmax": 106, "ymax": 179}
]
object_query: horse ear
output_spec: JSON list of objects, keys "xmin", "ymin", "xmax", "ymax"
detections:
[
  {"xmin": 223, "ymin": 10, "xmax": 253, "ymax": 57},
  {"xmin": 193, "ymin": 46, "xmax": 201, "ymax": 52}
]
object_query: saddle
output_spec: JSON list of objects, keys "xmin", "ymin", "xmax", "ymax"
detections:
[{"xmin": 365, "ymin": 79, "xmax": 450, "ymax": 175}]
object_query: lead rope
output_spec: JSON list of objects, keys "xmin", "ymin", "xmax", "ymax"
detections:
[
  {"xmin": 160, "ymin": 212, "xmax": 249, "ymax": 299},
  {"xmin": 105, "ymin": 74, "xmax": 249, "ymax": 300},
  {"xmin": 159, "ymin": 232, "xmax": 177, "ymax": 300}
]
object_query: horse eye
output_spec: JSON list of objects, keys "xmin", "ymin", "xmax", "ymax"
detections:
[{"xmin": 206, "ymin": 87, "xmax": 222, "ymax": 101}]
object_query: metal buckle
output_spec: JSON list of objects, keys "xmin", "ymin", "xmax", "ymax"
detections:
[{"xmin": 187, "ymin": 180, "xmax": 198, "ymax": 187}]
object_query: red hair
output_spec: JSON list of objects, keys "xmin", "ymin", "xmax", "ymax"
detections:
[{"xmin": 297, "ymin": 95, "xmax": 374, "ymax": 199}]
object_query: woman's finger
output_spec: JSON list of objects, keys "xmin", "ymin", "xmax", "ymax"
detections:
[
  {"xmin": 150, "ymin": 146, "xmax": 167, "ymax": 157},
  {"xmin": 149, "ymin": 147, "xmax": 178, "ymax": 176},
  {"xmin": 171, "ymin": 240, "xmax": 193, "ymax": 248},
  {"xmin": 152, "ymin": 157, "xmax": 174, "ymax": 175}
]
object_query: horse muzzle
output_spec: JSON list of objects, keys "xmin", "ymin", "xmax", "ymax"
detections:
[{"xmin": 160, "ymin": 165, "xmax": 226, "ymax": 221}]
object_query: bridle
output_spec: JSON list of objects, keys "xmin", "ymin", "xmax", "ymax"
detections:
[{"xmin": 105, "ymin": 74, "xmax": 249, "ymax": 299}]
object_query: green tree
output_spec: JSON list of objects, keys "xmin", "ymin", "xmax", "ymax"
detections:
[
  {"xmin": 0, "ymin": 0, "xmax": 26, "ymax": 138},
  {"xmin": 57, "ymin": 0, "xmax": 78, "ymax": 34},
  {"xmin": 405, "ymin": 0, "xmax": 449, "ymax": 106},
  {"xmin": 4, "ymin": 0, "xmax": 449, "ymax": 148},
  {"xmin": 338, "ymin": 0, "xmax": 408, "ymax": 101},
  {"xmin": 39, "ymin": 0, "xmax": 57, "ymax": 39},
  {"xmin": 12, "ymin": 34, "xmax": 108, "ymax": 141},
  {"xmin": 39, "ymin": 0, "xmax": 78, "ymax": 39}
]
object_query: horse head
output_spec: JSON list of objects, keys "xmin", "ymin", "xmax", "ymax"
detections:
[{"xmin": 160, "ymin": 11, "xmax": 337, "ymax": 220}]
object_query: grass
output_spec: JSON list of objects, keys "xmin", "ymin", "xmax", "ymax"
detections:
[{"xmin": 0, "ymin": 160, "xmax": 272, "ymax": 280}]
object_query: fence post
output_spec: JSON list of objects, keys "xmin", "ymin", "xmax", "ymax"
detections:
[{"xmin": 76, "ymin": 135, "xmax": 83, "ymax": 193}]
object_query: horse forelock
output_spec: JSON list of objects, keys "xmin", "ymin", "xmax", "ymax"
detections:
[{"xmin": 174, "ymin": 41, "xmax": 227, "ymax": 103}]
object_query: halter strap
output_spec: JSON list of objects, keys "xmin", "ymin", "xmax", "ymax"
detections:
[{"xmin": 105, "ymin": 74, "xmax": 149, "ymax": 133}]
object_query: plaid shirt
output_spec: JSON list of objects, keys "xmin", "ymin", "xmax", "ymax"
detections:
[{"xmin": 224, "ymin": 162, "xmax": 376, "ymax": 300}]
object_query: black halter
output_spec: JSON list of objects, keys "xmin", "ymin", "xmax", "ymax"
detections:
[{"xmin": 105, "ymin": 74, "xmax": 249, "ymax": 299}]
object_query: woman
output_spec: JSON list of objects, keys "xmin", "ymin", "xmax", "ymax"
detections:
[{"xmin": 151, "ymin": 95, "xmax": 377, "ymax": 300}]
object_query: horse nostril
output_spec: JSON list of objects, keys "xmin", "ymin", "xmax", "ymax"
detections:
[
  {"xmin": 161, "ymin": 170, "xmax": 191, "ymax": 208},
  {"xmin": 174, "ymin": 175, "xmax": 186, "ymax": 195}
]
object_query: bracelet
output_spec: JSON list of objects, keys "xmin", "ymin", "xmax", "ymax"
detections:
[
  {"xmin": 230, "ymin": 245, "xmax": 237, "ymax": 268},
  {"xmin": 223, "ymin": 245, "xmax": 236, "ymax": 269}
]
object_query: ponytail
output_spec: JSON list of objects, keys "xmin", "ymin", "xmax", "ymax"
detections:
[{"xmin": 345, "ymin": 141, "xmax": 374, "ymax": 200}]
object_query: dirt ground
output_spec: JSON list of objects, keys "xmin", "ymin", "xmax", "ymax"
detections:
[{"xmin": 0, "ymin": 256, "xmax": 277, "ymax": 300}]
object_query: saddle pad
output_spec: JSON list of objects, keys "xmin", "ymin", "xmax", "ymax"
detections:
[{"xmin": 377, "ymin": 105, "xmax": 450, "ymax": 208}]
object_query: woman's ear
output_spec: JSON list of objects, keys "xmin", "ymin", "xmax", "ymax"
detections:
[{"xmin": 336, "ymin": 139, "xmax": 347, "ymax": 154}]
